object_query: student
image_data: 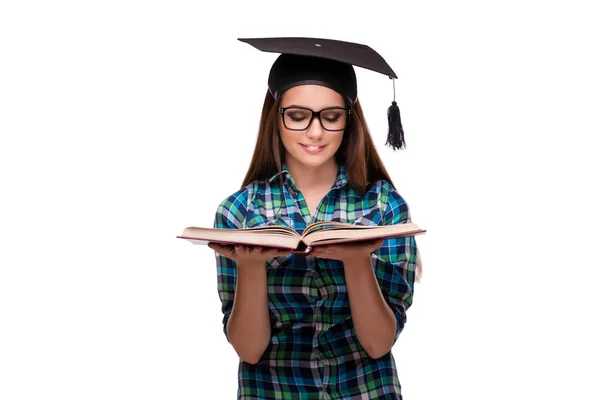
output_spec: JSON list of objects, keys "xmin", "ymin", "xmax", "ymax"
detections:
[{"xmin": 208, "ymin": 37, "xmax": 422, "ymax": 399}]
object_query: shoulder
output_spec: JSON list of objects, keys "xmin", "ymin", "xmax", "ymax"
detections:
[
  {"xmin": 367, "ymin": 180, "xmax": 410, "ymax": 224},
  {"xmin": 366, "ymin": 179, "xmax": 404, "ymax": 203},
  {"xmin": 213, "ymin": 182, "xmax": 257, "ymax": 228},
  {"xmin": 214, "ymin": 178, "xmax": 276, "ymax": 227}
]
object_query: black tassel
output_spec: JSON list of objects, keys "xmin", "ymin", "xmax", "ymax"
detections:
[{"xmin": 386, "ymin": 100, "xmax": 406, "ymax": 150}]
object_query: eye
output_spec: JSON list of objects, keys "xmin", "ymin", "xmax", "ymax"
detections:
[
  {"xmin": 289, "ymin": 113, "xmax": 308, "ymax": 122},
  {"xmin": 285, "ymin": 108, "xmax": 311, "ymax": 121},
  {"xmin": 322, "ymin": 111, "xmax": 344, "ymax": 122}
]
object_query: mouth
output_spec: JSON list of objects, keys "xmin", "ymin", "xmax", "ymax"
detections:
[{"xmin": 300, "ymin": 144, "xmax": 326, "ymax": 154}]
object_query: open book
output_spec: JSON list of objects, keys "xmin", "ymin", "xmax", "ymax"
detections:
[{"xmin": 178, "ymin": 221, "xmax": 426, "ymax": 254}]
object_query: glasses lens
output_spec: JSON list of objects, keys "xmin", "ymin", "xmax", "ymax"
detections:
[
  {"xmin": 283, "ymin": 108, "xmax": 349, "ymax": 131},
  {"xmin": 283, "ymin": 108, "xmax": 313, "ymax": 130},
  {"xmin": 320, "ymin": 109, "xmax": 347, "ymax": 131}
]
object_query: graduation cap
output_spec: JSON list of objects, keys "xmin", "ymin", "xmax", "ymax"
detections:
[{"xmin": 238, "ymin": 37, "xmax": 406, "ymax": 150}]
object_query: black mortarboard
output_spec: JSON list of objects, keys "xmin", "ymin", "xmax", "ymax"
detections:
[{"xmin": 238, "ymin": 37, "xmax": 406, "ymax": 150}]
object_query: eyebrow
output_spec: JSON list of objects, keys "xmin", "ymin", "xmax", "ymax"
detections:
[{"xmin": 283, "ymin": 104, "xmax": 346, "ymax": 110}]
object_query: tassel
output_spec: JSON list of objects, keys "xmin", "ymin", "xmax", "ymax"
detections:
[
  {"xmin": 386, "ymin": 100, "xmax": 405, "ymax": 150},
  {"xmin": 386, "ymin": 77, "xmax": 406, "ymax": 150}
]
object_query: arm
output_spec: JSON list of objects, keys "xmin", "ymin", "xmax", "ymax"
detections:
[
  {"xmin": 370, "ymin": 186, "xmax": 418, "ymax": 347},
  {"xmin": 343, "ymin": 255, "xmax": 397, "ymax": 359},
  {"xmin": 225, "ymin": 259, "xmax": 271, "ymax": 364},
  {"xmin": 212, "ymin": 195, "xmax": 287, "ymax": 364}
]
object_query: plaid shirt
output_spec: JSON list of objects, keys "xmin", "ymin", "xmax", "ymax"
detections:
[{"xmin": 213, "ymin": 163, "xmax": 417, "ymax": 399}]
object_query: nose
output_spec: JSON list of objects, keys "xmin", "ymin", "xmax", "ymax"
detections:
[{"xmin": 306, "ymin": 115, "xmax": 324, "ymax": 140}]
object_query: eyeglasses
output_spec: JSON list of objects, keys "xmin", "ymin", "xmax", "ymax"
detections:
[{"xmin": 279, "ymin": 106, "xmax": 351, "ymax": 131}]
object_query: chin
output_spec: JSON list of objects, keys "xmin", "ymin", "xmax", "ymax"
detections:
[{"xmin": 291, "ymin": 152, "xmax": 335, "ymax": 169}]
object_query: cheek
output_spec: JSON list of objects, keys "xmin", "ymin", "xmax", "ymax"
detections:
[
  {"xmin": 330, "ymin": 133, "xmax": 344, "ymax": 151},
  {"xmin": 279, "ymin": 129, "xmax": 295, "ymax": 150}
]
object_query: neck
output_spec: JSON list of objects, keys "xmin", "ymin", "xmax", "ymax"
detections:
[{"xmin": 285, "ymin": 158, "xmax": 338, "ymax": 193}]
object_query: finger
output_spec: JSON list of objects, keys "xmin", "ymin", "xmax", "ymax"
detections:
[
  {"xmin": 265, "ymin": 247, "xmax": 287, "ymax": 255},
  {"xmin": 313, "ymin": 245, "xmax": 331, "ymax": 253},
  {"xmin": 362, "ymin": 242, "xmax": 383, "ymax": 255},
  {"xmin": 213, "ymin": 244, "xmax": 238, "ymax": 258},
  {"xmin": 312, "ymin": 253, "xmax": 330, "ymax": 260},
  {"xmin": 314, "ymin": 250, "xmax": 329, "ymax": 257},
  {"xmin": 314, "ymin": 246, "xmax": 327, "ymax": 254},
  {"xmin": 208, "ymin": 242, "xmax": 227, "ymax": 253},
  {"xmin": 310, "ymin": 247, "xmax": 327, "ymax": 257},
  {"xmin": 234, "ymin": 244, "xmax": 246, "ymax": 256},
  {"xmin": 320, "ymin": 245, "xmax": 339, "ymax": 253},
  {"xmin": 370, "ymin": 238, "xmax": 385, "ymax": 249},
  {"xmin": 251, "ymin": 246, "xmax": 264, "ymax": 255},
  {"xmin": 355, "ymin": 239, "xmax": 380, "ymax": 249},
  {"xmin": 264, "ymin": 247, "xmax": 290, "ymax": 258}
]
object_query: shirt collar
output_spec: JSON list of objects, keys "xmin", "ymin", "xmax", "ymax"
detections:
[
  {"xmin": 268, "ymin": 163, "xmax": 292, "ymax": 184},
  {"xmin": 268, "ymin": 162, "xmax": 348, "ymax": 190}
]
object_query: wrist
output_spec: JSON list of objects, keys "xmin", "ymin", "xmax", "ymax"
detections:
[
  {"xmin": 237, "ymin": 260, "xmax": 266, "ymax": 270},
  {"xmin": 342, "ymin": 254, "xmax": 372, "ymax": 268}
]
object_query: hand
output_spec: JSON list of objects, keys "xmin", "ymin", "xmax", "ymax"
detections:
[
  {"xmin": 309, "ymin": 238, "xmax": 385, "ymax": 264},
  {"xmin": 208, "ymin": 242, "xmax": 291, "ymax": 265}
]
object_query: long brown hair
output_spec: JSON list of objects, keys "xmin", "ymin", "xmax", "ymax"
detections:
[{"xmin": 241, "ymin": 89, "xmax": 423, "ymax": 282}]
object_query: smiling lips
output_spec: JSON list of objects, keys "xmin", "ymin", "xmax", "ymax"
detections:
[{"xmin": 300, "ymin": 144, "xmax": 326, "ymax": 154}]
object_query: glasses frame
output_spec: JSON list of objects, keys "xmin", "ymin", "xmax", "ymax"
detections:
[{"xmin": 278, "ymin": 106, "xmax": 352, "ymax": 132}]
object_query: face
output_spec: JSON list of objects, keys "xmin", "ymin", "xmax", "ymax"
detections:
[{"xmin": 278, "ymin": 85, "xmax": 346, "ymax": 170}]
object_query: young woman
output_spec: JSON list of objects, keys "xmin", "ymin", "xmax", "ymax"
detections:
[{"xmin": 208, "ymin": 38, "xmax": 422, "ymax": 399}]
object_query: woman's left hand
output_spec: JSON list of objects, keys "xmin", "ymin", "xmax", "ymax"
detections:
[{"xmin": 309, "ymin": 238, "xmax": 385, "ymax": 264}]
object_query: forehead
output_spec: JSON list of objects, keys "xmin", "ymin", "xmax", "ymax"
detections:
[{"xmin": 280, "ymin": 84, "xmax": 345, "ymax": 109}]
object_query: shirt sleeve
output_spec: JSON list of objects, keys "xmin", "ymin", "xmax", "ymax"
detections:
[
  {"xmin": 213, "ymin": 190, "xmax": 247, "ymax": 343},
  {"xmin": 370, "ymin": 183, "xmax": 418, "ymax": 345}
]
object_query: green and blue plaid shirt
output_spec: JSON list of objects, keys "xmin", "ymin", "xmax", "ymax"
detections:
[{"xmin": 213, "ymin": 163, "xmax": 417, "ymax": 399}]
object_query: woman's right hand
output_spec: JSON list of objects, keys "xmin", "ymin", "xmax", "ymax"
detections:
[{"xmin": 208, "ymin": 242, "xmax": 291, "ymax": 265}]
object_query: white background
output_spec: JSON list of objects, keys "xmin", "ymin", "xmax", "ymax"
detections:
[{"xmin": 1, "ymin": 1, "xmax": 599, "ymax": 399}]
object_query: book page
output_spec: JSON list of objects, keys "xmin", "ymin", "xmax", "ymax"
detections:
[
  {"xmin": 179, "ymin": 225, "xmax": 300, "ymax": 249},
  {"xmin": 180, "ymin": 233, "xmax": 299, "ymax": 249},
  {"xmin": 302, "ymin": 221, "xmax": 359, "ymax": 237},
  {"xmin": 303, "ymin": 223, "xmax": 426, "ymax": 246}
]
